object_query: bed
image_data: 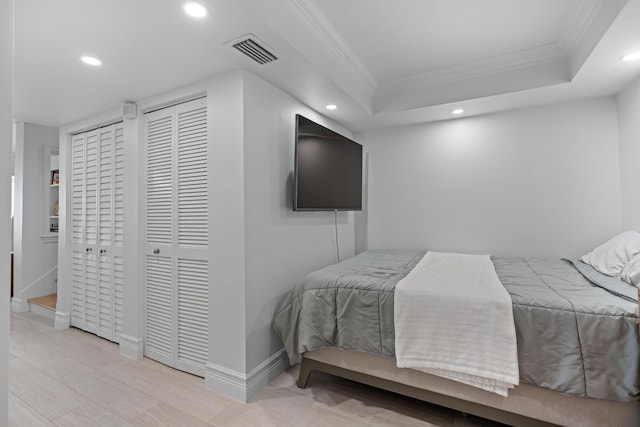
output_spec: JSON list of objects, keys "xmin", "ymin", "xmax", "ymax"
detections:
[{"xmin": 274, "ymin": 249, "xmax": 640, "ymax": 427}]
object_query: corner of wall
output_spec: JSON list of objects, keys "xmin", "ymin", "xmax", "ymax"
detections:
[
  {"xmin": 10, "ymin": 297, "xmax": 29, "ymax": 313},
  {"xmin": 1, "ymin": 1, "xmax": 12, "ymax": 422},
  {"xmin": 616, "ymin": 73, "xmax": 640, "ymax": 231},
  {"xmin": 206, "ymin": 70, "xmax": 248, "ymax": 380},
  {"xmin": 205, "ymin": 349, "xmax": 288, "ymax": 402},
  {"xmin": 118, "ymin": 334, "xmax": 144, "ymax": 360},
  {"xmin": 54, "ymin": 311, "xmax": 70, "ymax": 330}
]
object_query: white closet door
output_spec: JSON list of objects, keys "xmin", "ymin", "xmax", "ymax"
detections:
[
  {"xmin": 70, "ymin": 123, "xmax": 124, "ymax": 343},
  {"xmin": 71, "ymin": 129, "xmax": 98, "ymax": 333},
  {"xmin": 97, "ymin": 126, "xmax": 114, "ymax": 340},
  {"xmin": 144, "ymin": 97, "xmax": 208, "ymax": 377},
  {"xmin": 70, "ymin": 131, "xmax": 87, "ymax": 330},
  {"xmin": 85, "ymin": 130, "xmax": 99, "ymax": 334},
  {"xmin": 144, "ymin": 106, "xmax": 176, "ymax": 367},
  {"xmin": 175, "ymin": 102, "xmax": 208, "ymax": 375},
  {"xmin": 113, "ymin": 126, "xmax": 125, "ymax": 341}
]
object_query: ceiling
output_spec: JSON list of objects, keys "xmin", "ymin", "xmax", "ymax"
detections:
[{"xmin": 13, "ymin": 0, "xmax": 640, "ymax": 132}]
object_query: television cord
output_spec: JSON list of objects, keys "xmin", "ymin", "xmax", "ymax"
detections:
[{"xmin": 334, "ymin": 209, "xmax": 340, "ymax": 263}]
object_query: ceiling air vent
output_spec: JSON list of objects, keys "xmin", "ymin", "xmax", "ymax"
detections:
[{"xmin": 227, "ymin": 34, "xmax": 278, "ymax": 65}]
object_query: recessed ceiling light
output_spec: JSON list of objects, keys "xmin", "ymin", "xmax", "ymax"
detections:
[
  {"xmin": 326, "ymin": 104, "xmax": 337, "ymax": 110},
  {"xmin": 184, "ymin": 1, "xmax": 208, "ymax": 18},
  {"xmin": 81, "ymin": 56, "xmax": 102, "ymax": 66},
  {"xmin": 620, "ymin": 51, "xmax": 640, "ymax": 62},
  {"xmin": 451, "ymin": 109, "xmax": 464, "ymax": 115}
]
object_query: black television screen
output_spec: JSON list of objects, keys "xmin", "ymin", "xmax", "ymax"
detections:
[{"xmin": 294, "ymin": 114, "xmax": 362, "ymax": 211}]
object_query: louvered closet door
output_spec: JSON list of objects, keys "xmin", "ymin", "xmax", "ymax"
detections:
[
  {"xmin": 71, "ymin": 130, "xmax": 90, "ymax": 331},
  {"xmin": 145, "ymin": 106, "xmax": 176, "ymax": 368},
  {"xmin": 70, "ymin": 123, "xmax": 125, "ymax": 343},
  {"xmin": 112, "ymin": 126, "xmax": 125, "ymax": 341},
  {"xmin": 144, "ymin": 97, "xmax": 209, "ymax": 377}
]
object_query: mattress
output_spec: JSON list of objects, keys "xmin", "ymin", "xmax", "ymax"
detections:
[{"xmin": 273, "ymin": 250, "xmax": 639, "ymax": 402}]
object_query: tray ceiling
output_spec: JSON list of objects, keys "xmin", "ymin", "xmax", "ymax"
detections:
[{"xmin": 12, "ymin": 0, "xmax": 640, "ymax": 131}]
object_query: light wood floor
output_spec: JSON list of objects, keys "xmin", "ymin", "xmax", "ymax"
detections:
[
  {"xmin": 27, "ymin": 294, "xmax": 57, "ymax": 310},
  {"xmin": 9, "ymin": 311, "xmax": 505, "ymax": 426}
]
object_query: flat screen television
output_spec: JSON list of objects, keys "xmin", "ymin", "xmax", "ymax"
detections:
[{"xmin": 294, "ymin": 114, "xmax": 362, "ymax": 211}]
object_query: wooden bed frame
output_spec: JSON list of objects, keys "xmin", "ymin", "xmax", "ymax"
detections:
[
  {"xmin": 297, "ymin": 347, "xmax": 640, "ymax": 427},
  {"xmin": 289, "ymin": 259, "xmax": 640, "ymax": 425}
]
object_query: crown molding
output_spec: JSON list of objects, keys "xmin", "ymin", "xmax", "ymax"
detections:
[
  {"xmin": 281, "ymin": 0, "xmax": 377, "ymax": 91},
  {"xmin": 557, "ymin": 0, "xmax": 606, "ymax": 54},
  {"xmin": 377, "ymin": 44, "xmax": 567, "ymax": 97}
]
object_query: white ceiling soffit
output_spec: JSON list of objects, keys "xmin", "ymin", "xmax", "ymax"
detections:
[
  {"xmin": 226, "ymin": 34, "xmax": 279, "ymax": 64},
  {"xmin": 558, "ymin": 0, "xmax": 629, "ymax": 76},
  {"xmin": 242, "ymin": 0, "xmax": 376, "ymax": 114},
  {"xmin": 247, "ymin": 0, "xmax": 628, "ymax": 115}
]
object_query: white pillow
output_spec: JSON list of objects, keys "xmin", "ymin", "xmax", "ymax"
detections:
[
  {"xmin": 621, "ymin": 253, "xmax": 640, "ymax": 287},
  {"xmin": 580, "ymin": 231, "xmax": 640, "ymax": 278}
]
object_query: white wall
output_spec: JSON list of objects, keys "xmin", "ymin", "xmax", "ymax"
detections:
[
  {"xmin": 0, "ymin": 0, "xmax": 11, "ymax": 421},
  {"xmin": 204, "ymin": 70, "xmax": 356, "ymax": 401},
  {"xmin": 103, "ymin": 70, "xmax": 357, "ymax": 401},
  {"xmin": 616, "ymin": 75, "xmax": 640, "ymax": 231},
  {"xmin": 242, "ymin": 72, "xmax": 355, "ymax": 372},
  {"xmin": 207, "ymin": 71, "xmax": 247, "ymax": 376},
  {"xmin": 12, "ymin": 122, "xmax": 59, "ymax": 311},
  {"xmin": 357, "ymin": 97, "xmax": 623, "ymax": 258}
]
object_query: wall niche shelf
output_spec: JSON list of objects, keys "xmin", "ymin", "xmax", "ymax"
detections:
[{"xmin": 42, "ymin": 147, "xmax": 59, "ymax": 242}]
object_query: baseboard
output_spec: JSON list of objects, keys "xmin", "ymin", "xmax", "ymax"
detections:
[
  {"xmin": 205, "ymin": 349, "xmax": 288, "ymax": 403},
  {"xmin": 246, "ymin": 348, "xmax": 289, "ymax": 400},
  {"xmin": 29, "ymin": 303, "xmax": 55, "ymax": 320},
  {"xmin": 119, "ymin": 334, "xmax": 144, "ymax": 360},
  {"xmin": 54, "ymin": 311, "xmax": 70, "ymax": 329},
  {"xmin": 16, "ymin": 266, "xmax": 58, "ymax": 302},
  {"xmin": 11, "ymin": 297, "xmax": 29, "ymax": 313},
  {"xmin": 205, "ymin": 363, "xmax": 246, "ymax": 402}
]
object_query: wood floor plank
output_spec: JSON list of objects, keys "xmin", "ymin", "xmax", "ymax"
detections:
[{"xmin": 27, "ymin": 294, "xmax": 57, "ymax": 310}]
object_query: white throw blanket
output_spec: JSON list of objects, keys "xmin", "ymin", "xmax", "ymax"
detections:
[{"xmin": 394, "ymin": 251, "xmax": 519, "ymax": 396}]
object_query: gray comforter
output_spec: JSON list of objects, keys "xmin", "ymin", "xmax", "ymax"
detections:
[{"xmin": 273, "ymin": 250, "xmax": 639, "ymax": 402}]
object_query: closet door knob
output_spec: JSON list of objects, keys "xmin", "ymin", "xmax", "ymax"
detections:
[
  {"xmin": 85, "ymin": 247, "xmax": 92, "ymax": 253},
  {"xmin": 153, "ymin": 248, "xmax": 160, "ymax": 255},
  {"xmin": 99, "ymin": 249, "xmax": 106, "ymax": 254}
]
